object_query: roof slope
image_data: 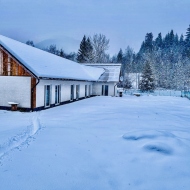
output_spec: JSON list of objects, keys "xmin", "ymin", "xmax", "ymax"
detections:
[
  {"xmin": 0, "ymin": 35, "xmax": 104, "ymax": 81},
  {"xmin": 83, "ymin": 63, "xmax": 121, "ymax": 82}
]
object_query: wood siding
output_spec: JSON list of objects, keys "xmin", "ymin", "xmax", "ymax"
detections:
[
  {"xmin": 31, "ymin": 77, "xmax": 36, "ymax": 108},
  {"xmin": 0, "ymin": 49, "xmax": 32, "ymax": 77},
  {"xmin": 0, "ymin": 48, "xmax": 37, "ymax": 109}
]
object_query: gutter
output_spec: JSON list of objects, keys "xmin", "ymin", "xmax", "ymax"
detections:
[
  {"xmin": 39, "ymin": 77, "xmax": 95, "ymax": 82},
  {"xmin": 31, "ymin": 78, "xmax": 40, "ymax": 112}
]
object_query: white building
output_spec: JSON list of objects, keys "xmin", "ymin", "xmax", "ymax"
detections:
[{"xmin": 0, "ymin": 35, "xmax": 121, "ymax": 111}]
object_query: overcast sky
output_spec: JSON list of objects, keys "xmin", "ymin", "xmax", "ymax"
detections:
[{"xmin": 0, "ymin": 0, "xmax": 190, "ymax": 54}]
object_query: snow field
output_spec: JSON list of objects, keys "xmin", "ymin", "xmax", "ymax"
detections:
[
  {"xmin": 0, "ymin": 112, "xmax": 41, "ymax": 159},
  {"xmin": 0, "ymin": 95, "xmax": 190, "ymax": 190}
]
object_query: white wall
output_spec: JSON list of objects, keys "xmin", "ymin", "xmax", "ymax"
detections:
[
  {"xmin": 93, "ymin": 82, "xmax": 116, "ymax": 96},
  {"xmin": 0, "ymin": 77, "xmax": 118, "ymax": 109},
  {"xmin": 0, "ymin": 76, "xmax": 31, "ymax": 108},
  {"xmin": 36, "ymin": 80, "xmax": 93, "ymax": 107}
]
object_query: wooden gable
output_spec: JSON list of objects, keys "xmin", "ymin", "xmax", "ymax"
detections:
[
  {"xmin": 0, "ymin": 48, "xmax": 33, "ymax": 77},
  {"xmin": 0, "ymin": 47, "xmax": 37, "ymax": 109}
]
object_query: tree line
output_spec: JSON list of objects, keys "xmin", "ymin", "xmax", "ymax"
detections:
[
  {"xmin": 26, "ymin": 24, "xmax": 190, "ymax": 90},
  {"xmin": 117, "ymin": 25, "xmax": 190, "ymax": 90},
  {"xmin": 26, "ymin": 41, "xmax": 77, "ymax": 62}
]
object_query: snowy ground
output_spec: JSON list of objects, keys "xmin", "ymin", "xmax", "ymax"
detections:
[{"xmin": 0, "ymin": 95, "xmax": 190, "ymax": 190}]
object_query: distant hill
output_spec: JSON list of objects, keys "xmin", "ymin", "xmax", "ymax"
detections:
[{"xmin": 35, "ymin": 36, "xmax": 80, "ymax": 53}]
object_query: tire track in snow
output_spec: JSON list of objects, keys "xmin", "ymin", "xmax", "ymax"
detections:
[{"xmin": 0, "ymin": 112, "xmax": 41, "ymax": 160}]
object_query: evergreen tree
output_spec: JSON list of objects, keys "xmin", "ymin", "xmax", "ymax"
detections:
[
  {"xmin": 185, "ymin": 25, "xmax": 190, "ymax": 57},
  {"xmin": 139, "ymin": 61, "xmax": 155, "ymax": 92},
  {"xmin": 123, "ymin": 77, "xmax": 132, "ymax": 89},
  {"xmin": 185, "ymin": 25, "xmax": 190, "ymax": 41},
  {"xmin": 179, "ymin": 34, "xmax": 184, "ymax": 44},
  {"xmin": 139, "ymin": 41, "xmax": 145, "ymax": 54},
  {"xmin": 169, "ymin": 30, "xmax": 175, "ymax": 46},
  {"xmin": 174, "ymin": 34, "xmax": 179, "ymax": 46},
  {"xmin": 59, "ymin": 49, "xmax": 65, "ymax": 58},
  {"xmin": 123, "ymin": 46, "xmax": 135, "ymax": 73},
  {"xmin": 47, "ymin": 45, "xmax": 59, "ymax": 55},
  {"xmin": 26, "ymin": 40, "xmax": 35, "ymax": 47},
  {"xmin": 117, "ymin": 49, "xmax": 123, "ymax": 63},
  {"xmin": 144, "ymin": 33, "xmax": 154, "ymax": 53},
  {"xmin": 86, "ymin": 37, "xmax": 94, "ymax": 62},
  {"xmin": 77, "ymin": 36, "xmax": 94, "ymax": 63},
  {"xmin": 155, "ymin": 33, "xmax": 163, "ymax": 50},
  {"xmin": 111, "ymin": 55, "xmax": 118, "ymax": 63},
  {"xmin": 77, "ymin": 35, "xmax": 87, "ymax": 63}
]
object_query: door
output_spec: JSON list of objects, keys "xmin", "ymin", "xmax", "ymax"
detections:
[
  {"xmin": 89, "ymin": 85, "xmax": 91, "ymax": 97},
  {"xmin": 76, "ymin": 85, "xmax": 80, "ymax": 100},
  {"xmin": 102, "ymin": 85, "xmax": 104, "ymax": 95},
  {"xmin": 85, "ymin": 85, "xmax": 87, "ymax": 98},
  {"xmin": 45, "ymin": 85, "xmax": 51, "ymax": 107},
  {"xmin": 105, "ymin": 85, "xmax": 109, "ymax": 96},
  {"xmin": 71, "ymin": 85, "xmax": 74, "ymax": 101},
  {"xmin": 55, "ymin": 85, "xmax": 61, "ymax": 105}
]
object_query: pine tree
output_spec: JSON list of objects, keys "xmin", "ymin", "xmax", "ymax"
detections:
[
  {"xmin": 86, "ymin": 37, "xmax": 94, "ymax": 62},
  {"xmin": 185, "ymin": 25, "xmax": 190, "ymax": 41},
  {"xmin": 185, "ymin": 25, "xmax": 190, "ymax": 57},
  {"xmin": 59, "ymin": 49, "xmax": 66, "ymax": 58},
  {"xmin": 139, "ymin": 41, "xmax": 145, "ymax": 54},
  {"xmin": 77, "ymin": 36, "xmax": 94, "ymax": 63},
  {"xmin": 169, "ymin": 30, "xmax": 175, "ymax": 46},
  {"xmin": 77, "ymin": 35, "xmax": 87, "ymax": 63},
  {"xmin": 45, "ymin": 45, "xmax": 59, "ymax": 55},
  {"xmin": 144, "ymin": 33, "xmax": 154, "ymax": 53},
  {"xmin": 117, "ymin": 49, "xmax": 123, "ymax": 63},
  {"xmin": 26, "ymin": 40, "xmax": 35, "ymax": 47},
  {"xmin": 174, "ymin": 34, "xmax": 179, "ymax": 46},
  {"xmin": 155, "ymin": 33, "xmax": 163, "ymax": 50},
  {"xmin": 139, "ymin": 61, "xmax": 155, "ymax": 92}
]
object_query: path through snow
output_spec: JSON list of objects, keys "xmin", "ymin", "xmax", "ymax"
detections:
[{"xmin": 0, "ymin": 112, "xmax": 41, "ymax": 159}]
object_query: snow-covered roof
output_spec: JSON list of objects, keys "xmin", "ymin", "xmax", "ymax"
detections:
[
  {"xmin": 83, "ymin": 63, "xmax": 121, "ymax": 82},
  {"xmin": 0, "ymin": 35, "xmax": 104, "ymax": 81}
]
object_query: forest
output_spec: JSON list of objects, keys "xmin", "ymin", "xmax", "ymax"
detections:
[{"xmin": 26, "ymin": 25, "xmax": 190, "ymax": 90}]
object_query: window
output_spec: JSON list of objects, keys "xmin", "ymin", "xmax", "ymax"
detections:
[
  {"xmin": 105, "ymin": 85, "xmax": 109, "ymax": 96},
  {"xmin": 44, "ymin": 85, "xmax": 51, "ymax": 107},
  {"xmin": 102, "ymin": 85, "xmax": 109, "ymax": 96},
  {"xmin": 76, "ymin": 85, "xmax": 80, "ymax": 100},
  {"xmin": 55, "ymin": 85, "xmax": 61, "ymax": 105},
  {"xmin": 85, "ymin": 85, "xmax": 88, "ymax": 98},
  {"xmin": 70, "ymin": 85, "xmax": 74, "ymax": 101}
]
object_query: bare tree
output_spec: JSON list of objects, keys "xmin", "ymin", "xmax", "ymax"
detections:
[{"xmin": 91, "ymin": 34, "xmax": 109, "ymax": 63}]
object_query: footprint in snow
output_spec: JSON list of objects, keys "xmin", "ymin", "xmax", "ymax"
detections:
[{"xmin": 143, "ymin": 143, "xmax": 173, "ymax": 155}]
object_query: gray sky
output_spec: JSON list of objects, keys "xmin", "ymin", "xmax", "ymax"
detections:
[{"xmin": 0, "ymin": 0, "xmax": 190, "ymax": 54}]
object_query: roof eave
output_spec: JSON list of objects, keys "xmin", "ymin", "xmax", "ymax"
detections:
[{"xmin": 39, "ymin": 76, "xmax": 97, "ymax": 82}]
